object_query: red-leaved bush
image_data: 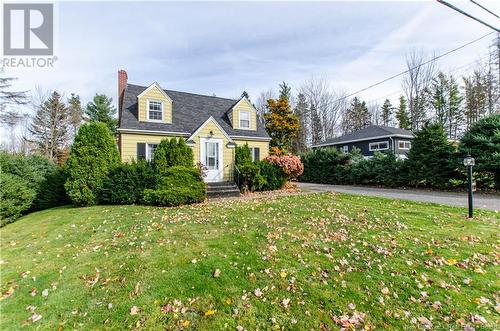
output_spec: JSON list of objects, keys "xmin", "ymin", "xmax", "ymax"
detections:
[{"xmin": 265, "ymin": 154, "xmax": 304, "ymax": 180}]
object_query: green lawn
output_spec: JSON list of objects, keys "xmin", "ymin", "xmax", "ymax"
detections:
[{"xmin": 1, "ymin": 193, "xmax": 499, "ymax": 330}]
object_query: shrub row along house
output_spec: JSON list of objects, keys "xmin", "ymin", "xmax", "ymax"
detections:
[
  {"xmin": 117, "ymin": 70, "xmax": 271, "ymax": 182},
  {"xmin": 312, "ymin": 125, "xmax": 415, "ymax": 158}
]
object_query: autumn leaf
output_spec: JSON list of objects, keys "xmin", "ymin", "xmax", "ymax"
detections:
[
  {"xmin": 204, "ymin": 309, "xmax": 216, "ymax": 317},
  {"xmin": 130, "ymin": 306, "xmax": 139, "ymax": 315}
]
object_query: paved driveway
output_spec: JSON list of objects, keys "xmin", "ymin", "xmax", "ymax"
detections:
[{"xmin": 297, "ymin": 182, "xmax": 500, "ymax": 211}]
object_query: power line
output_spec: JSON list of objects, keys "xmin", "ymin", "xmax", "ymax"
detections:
[
  {"xmin": 334, "ymin": 32, "xmax": 494, "ymax": 103},
  {"xmin": 436, "ymin": 0, "xmax": 499, "ymax": 32},
  {"xmin": 470, "ymin": 0, "xmax": 500, "ymax": 20}
]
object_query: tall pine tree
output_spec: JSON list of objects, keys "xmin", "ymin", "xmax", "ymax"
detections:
[
  {"xmin": 28, "ymin": 91, "xmax": 71, "ymax": 163},
  {"xmin": 291, "ymin": 93, "xmax": 309, "ymax": 153},
  {"xmin": 85, "ymin": 94, "xmax": 118, "ymax": 134},
  {"xmin": 380, "ymin": 99, "xmax": 393, "ymax": 126},
  {"xmin": 341, "ymin": 97, "xmax": 371, "ymax": 134},
  {"xmin": 396, "ymin": 96, "xmax": 411, "ymax": 130}
]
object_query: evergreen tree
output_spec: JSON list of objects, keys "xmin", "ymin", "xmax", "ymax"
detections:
[
  {"xmin": 447, "ymin": 76, "xmax": 464, "ymax": 140},
  {"xmin": 65, "ymin": 122, "xmax": 120, "ymax": 206},
  {"xmin": 241, "ymin": 91, "xmax": 250, "ymax": 100},
  {"xmin": 380, "ymin": 99, "xmax": 393, "ymax": 126},
  {"xmin": 85, "ymin": 94, "xmax": 118, "ymax": 134},
  {"xmin": 459, "ymin": 114, "xmax": 500, "ymax": 189},
  {"xmin": 67, "ymin": 93, "xmax": 85, "ymax": 138},
  {"xmin": 291, "ymin": 93, "xmax": 309, "ymax": 152},
  {"xmin": 28, "ymin": 91, "xmax": 71, "ymax": 164},
  {"xmin": 279, "ymin": 81, "xmax": 292, "ymax": 101},
  {"xmin": 429, "ymin": 72, "xmax": 448, "ymax": 127},
  {"xmin": 406, "ymin": 123, "xmax": 458, "ymax": 188},
  {"xmin": 153, "ymin": 138, "xmax": 193, "ymax": 178},
  {"xmin": 463, "ymin": 71, "xmax": 487, "ymax": 129},
  {"xmin": 264, "ymin": 96, "xmax": 300, "ymax": 153},
  {"xmin": 396, "ymin": 96, "xmax": 411, "ymax": 130},
  {"xmin": 341, "ymin": 97, "xmax": 371, "ymax": 134}
]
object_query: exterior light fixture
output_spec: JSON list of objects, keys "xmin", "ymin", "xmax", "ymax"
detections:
[{"xmin": 463, "ymin": 155, "xmax": 475, "ymax": 218}]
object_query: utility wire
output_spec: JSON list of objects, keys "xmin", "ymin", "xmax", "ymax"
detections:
[
  {"xmin": 470, "ymin": 0, "xmax": 500, "ymax": 20},
  {"xmin": 436, "ymin": 0, "xmax": 499, "ymax": 32},
  {"xmin": 333, "ymin": 32, "xmax": 494, "ymax": 103}
]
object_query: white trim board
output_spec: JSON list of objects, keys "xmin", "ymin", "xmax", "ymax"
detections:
[
  {"xmin": 312, "ymin": 134, "xmax": 414, "ymax": 148},
  {"xmin": 187, "ymin": 116, "xmax": 234, "ymax": 143},
  {"xmin": 137, "ymin": 82, "xmax": 173, "ymax": 102},
  {"xmin": 117, "ymin": 128, "xmax": 190, "ymax": 136},
  {"xmin": 230, "ymin": 135, "xmax": 272, "ymax": 141}
]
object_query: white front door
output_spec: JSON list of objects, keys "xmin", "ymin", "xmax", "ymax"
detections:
[{"xmin": 200, "ymin": 138, "xmax": 223, "ymax": 182}]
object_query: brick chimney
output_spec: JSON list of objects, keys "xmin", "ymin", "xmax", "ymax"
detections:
[{"xmin": 118, "ymin": 69, "xmax": 128, "ymax": 114}]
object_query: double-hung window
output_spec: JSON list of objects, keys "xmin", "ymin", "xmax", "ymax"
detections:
[
  {"xmin": 147, "ymin": 100, "xmax": 163, "ymax": 121},
  {"xmin": 239, "ymin": 111, "xmax": 250, "ymax": 129},
  {"xmin": 342, "ymin": 145, "xmax": 349, "ymax": 153},
  {"xmin": 398, "ymin": 141, "xmax": 411, "ymax": 150},
  {"xmin": 250, "ymin": 147, "xmax": 260, "ymax": 162},
  {"xmin": 146, "ymin": 143, "xmax": 158, "ymax": 162},
  {"xmin": 369, "ymin": 141, "xmax": 389, "ymax": 151}
]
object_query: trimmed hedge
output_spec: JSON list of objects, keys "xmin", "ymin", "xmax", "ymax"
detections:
[
  {"xmin": 258, "ymin": 161, "xmax": 287, "ymax": 191},
  {"xmin": 0, "ymin": 152, "xmax": 68, "ymax": 226},
  {"xmin": 143, "ymin": 166, "xmax": 206, "ymax": 206},
  {"xmin": 100, "ymin": 160, "xmax": 155, "ymax": 205},
  {"xmin": 299, "ymin": 147, "xmax": 351, "ymax": 184}
]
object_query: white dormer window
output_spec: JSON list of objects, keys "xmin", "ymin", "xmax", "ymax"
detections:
[
  {"xmin": 239, "ymin": 111, "xmax": 250, "ymax": 129},
  {"xmin": 147, "ymin": 100, "xmax": 163, "ymax": 121}
]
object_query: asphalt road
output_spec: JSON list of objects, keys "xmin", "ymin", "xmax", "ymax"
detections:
[{"xmin": 297, "ymin": 182, "xmax": 500, "ymax": 211}]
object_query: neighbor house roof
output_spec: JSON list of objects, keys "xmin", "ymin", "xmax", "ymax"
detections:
[
  {"xmin": 119, "ymin": 84, "xmax": 270, "ymax": 139},
  {"xmin": 313, "ymin": 125, "xmax": 414, "ymax": 147}
]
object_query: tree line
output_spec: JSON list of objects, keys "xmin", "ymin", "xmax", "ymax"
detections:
[
  {"xmin": 0, "ymin": 77, "xmax": 118, "ymax": 165},
  {"xmin": 251, "ymin": 34, "xmax": 499, "ymax": 152}
]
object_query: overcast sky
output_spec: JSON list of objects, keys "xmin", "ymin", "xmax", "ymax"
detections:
[{"xmin": 2, "ymin": 1, "xmax": 499, "ymax": 113}]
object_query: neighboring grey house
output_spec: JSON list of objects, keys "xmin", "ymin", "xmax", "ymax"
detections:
[{"xmin": 312, "ymin": 125, "xmax": 414, "ymax": 158}]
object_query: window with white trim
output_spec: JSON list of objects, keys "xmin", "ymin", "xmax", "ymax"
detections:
[
  {"xmin": 342, "ymin": 145, "xmax": 349, "ymax": 153},
  {"xmin": 398, "ymin": 141, "xmax": 411, "ymax": 150},
  {"xmin": 250, "ymin": 147, "xmax": 260, "ymax": 162},
  {"xmin": 146, "ymin": 143, "xmax": 158, "ymax": 161},
  {"xmin": 239, "ymin": 111, "xmax": 250, "ymax": 129},
  {"xmin": 147, "ymin": 100, "xmax": 163, "ymax": 121},
  {"xmin": 369, "ymin": 141, "xmax": 389, "ymax": 151}
]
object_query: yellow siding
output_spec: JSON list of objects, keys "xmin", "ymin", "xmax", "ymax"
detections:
[
  {"xmin": 191, "ymin": 121, "xmax": 233, "ymax": 181},
  {"xmin": 232, "ymin": 99, "xmax": 257, "ymax": 131},
  {"xmin": 233, "ymin": 139, "xmax": 270, "ymax": 160},
  {"xmin": 137, "ymin": 85, "xmax": 172, "ymax": 123},
  {"xmin": 120, "ymin": 133, "xmax": 176, "ymax": 162}
]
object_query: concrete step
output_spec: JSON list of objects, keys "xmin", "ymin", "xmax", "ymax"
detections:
[{"xmin": 207, "ymin": 181, "xmax": 237, "ymax": 187}]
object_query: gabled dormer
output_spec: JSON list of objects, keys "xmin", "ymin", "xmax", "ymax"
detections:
[
  {"xmin": 228, "ymin": 97, "xmax": 257, "ymax": 131},
  {"xmin": 137, "ymin": 82, "xmax": 173, "ymax": 123}
]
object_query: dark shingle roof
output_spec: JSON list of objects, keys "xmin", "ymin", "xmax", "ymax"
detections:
[
  {"xmin": 316, "ymin": 125, "xmax": 414, "ymax": 146},
  {"xmin": 119, "ymin": 84, "xmax": 269, "ymax": 139}
]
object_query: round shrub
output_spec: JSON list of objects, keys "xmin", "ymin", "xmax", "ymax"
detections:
[
  {"xmin": 143, "ymin": 166, "xmax": 206, "ymax": 207},
  {"xmin": 100, "ymin": 160, "xmax": 155, "ymax": 205},
  {"xmin": 65, "ymin": 122, "xmax": 120, "ymax": 206},
  {"xmin": 258, "ymin": 161, "xmax": 287, "ymax": 191},
  {"xmin": 238, "ymin": 162, "xmax": 265, "ymax": 192},
  {"xmin": 265, "ymin": 154, "xmax": 304, "ymax": 180},
  {"xmin": 0, "ymin": 173, "xmax": 36, "ymax": 226}
]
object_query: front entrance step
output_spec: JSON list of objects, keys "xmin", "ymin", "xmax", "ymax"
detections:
[{"xmin": 207, "ymin": 182, "xmax": 240, "ymax": 198}]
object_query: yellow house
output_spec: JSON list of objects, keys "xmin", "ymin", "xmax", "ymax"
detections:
[{"xmin": 117, "ymin": 70, "xmax": 271, "ymax": 182}]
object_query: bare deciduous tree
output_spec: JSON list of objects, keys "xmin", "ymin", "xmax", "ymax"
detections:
[
  {"xmin": 255, "ymin": 89, "xmax": 276, "ymax": 123},
  {"xmin": 300, "ymin": 77, "xmax": 347, "ymax": 145},
  {"xmin": 401, "ymin": 49, "xmax": 437, "ymax": 131}
]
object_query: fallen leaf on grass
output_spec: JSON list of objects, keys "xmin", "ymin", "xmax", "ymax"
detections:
[
  {"xmin": 27, "ymin": 313, "xmax": 42, "ymax": 323},
  {"xmin": 213, "ymin": 269, "xmax": 221, "ymax": 278},
  {"xmin": 204, "ymin": 309, "xmax": 216, "ymax": 317},
  {"xmin": 42, "ymin": 289, "xmax": 49, "ymax": 297},
  {"xmin": 130, "ymin": 306, "xmax": 139, "ymax": 315}
]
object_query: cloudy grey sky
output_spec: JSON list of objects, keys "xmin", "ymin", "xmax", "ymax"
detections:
[{"xmin": 3, "ymin": 1, "xmax": 499, "ymax": 111}]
